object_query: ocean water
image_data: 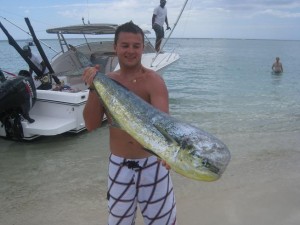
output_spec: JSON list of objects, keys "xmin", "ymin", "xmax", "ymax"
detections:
[
  {"xmin": 1, "ymin": 38, "xmax": 300, "ymax": 225},
  {"xmin": 1, "ymin": 38, "xmax": 300, "ymax": 136},
  {"xmin": 164, "ymin": 39, "xmax": 300, "ymax": 135}
]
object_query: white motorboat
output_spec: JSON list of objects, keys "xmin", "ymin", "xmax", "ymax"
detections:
[{"xmin": 0, "ymin": 23, "xmax": 180, "ymax": 140}]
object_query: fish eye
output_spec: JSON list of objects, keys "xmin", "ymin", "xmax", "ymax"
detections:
[{"xmin": 201, "ymin": 158, "xmax": 220, "ymax": 174}]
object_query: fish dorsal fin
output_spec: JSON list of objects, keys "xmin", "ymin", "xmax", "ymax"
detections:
[
  {"xmin": 110, "ymin": 78, "xmax": 130, "ymax": 91},
  {"xmin": 153, "ymin": 123, "xmax": 178, "ymax": 146},
  {"xmin": 94, "ymin": 73, "xmax": 130, "ymax": 91}
]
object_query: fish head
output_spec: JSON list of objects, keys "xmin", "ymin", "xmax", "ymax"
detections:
[{"xmin": 174, "ymin": 134, "xmax": 231, "ymax": 182}]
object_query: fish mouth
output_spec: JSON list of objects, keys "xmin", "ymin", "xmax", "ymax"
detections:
[{"xmin": 201, "ymin": 158, "xmax": 220, "ymax": 175}]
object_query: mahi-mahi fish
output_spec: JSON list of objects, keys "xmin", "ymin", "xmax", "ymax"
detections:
[{"xmin": 93, "ymin": 72, "xmax": 231, "ymax": 181}]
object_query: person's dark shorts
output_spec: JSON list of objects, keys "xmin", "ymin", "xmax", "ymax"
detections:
[{"xmin": 153, "ymin": 23, "xmax": 164, "ymax": 40}]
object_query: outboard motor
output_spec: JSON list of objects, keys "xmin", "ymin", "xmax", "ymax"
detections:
[{"xmin": 0, "ymin": 71, "xmax": 36, "ymax": 139}]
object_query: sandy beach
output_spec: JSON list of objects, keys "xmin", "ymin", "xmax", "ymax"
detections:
[{"xmin": 1, "ymin": 126, "xmax": 300, "ymax": 225}]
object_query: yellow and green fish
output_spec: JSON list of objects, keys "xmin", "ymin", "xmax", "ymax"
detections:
[{"xmin": 93, "ymin": 73, "xmax": 231, "ymax": 181}]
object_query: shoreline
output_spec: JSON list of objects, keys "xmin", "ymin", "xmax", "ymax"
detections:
[{"xmin": 1, "ymin": 130, "xmax": 300, "ymax": 225}]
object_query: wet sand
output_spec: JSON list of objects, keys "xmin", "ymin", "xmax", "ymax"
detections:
[{"xmin": 1, "ymin": 127, "xmax": 300, "ymax": 225}]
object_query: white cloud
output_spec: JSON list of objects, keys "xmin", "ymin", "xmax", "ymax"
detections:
[
  {"xmin": 259, "ymin": 9, "xmax": 300, "ymax": 18},
  {"xmin": 1, "ymin": 0, "xmax": 299, "ymax": 40}
]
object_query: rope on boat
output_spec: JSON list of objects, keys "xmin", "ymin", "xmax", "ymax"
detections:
[{"xmin": 1, "ymin": 69, "xmax": 17, "ymax": 77}]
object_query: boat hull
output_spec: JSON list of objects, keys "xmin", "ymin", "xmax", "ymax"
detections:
[{"xmin": 0, "ymin": 89, "xmax": 89, "ymax": 140}]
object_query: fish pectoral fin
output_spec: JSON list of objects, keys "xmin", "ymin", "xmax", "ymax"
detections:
[
  {"xmin": 143, "ymin": 148, "xmax": 161, "ymax": 158},
  {"xmin": 153, "ymin": 123, "xmax": 178, "ymax": 145},
  {"xmin": 111, "ymin": 78, "xmax": 130, "ymax": 91}
]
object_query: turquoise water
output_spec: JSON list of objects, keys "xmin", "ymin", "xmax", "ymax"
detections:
[
  {"xmin": 1, "ymin": 38, "xmax": 300, "ymax": 136},
  {"xmin": 166, "ymin": 39, "xmax": 300, "ymax": 135}
]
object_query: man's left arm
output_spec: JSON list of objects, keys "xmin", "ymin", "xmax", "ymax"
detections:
[
  {"xmin": 165, "ymin": 17, "xmax": 171, "ymax": 30},
  {"xmin": 149, "ymin": 75, "xmax": 171, "ymax": 169},
  {"xmin": 150, "ymin": 75, "xmax": 169, "ymax": 114}
]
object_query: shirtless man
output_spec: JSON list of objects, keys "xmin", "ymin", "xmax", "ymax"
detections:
[
  {"xmin": 272, "ymin": 57, "xmax": 283, "ymax": 73},
  {"xmin": 82, "ymin": 21, "xmax": 177, "ymax": 225}
]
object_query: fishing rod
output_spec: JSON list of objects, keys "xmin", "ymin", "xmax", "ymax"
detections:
[
  {"xmin": 0, "ymin": 16, "xmax": 59, "ymax": 53},
  {"xmin": 25, "ymin": 17, "xmax": 55, "ymax": 74},
  {"xmin": 82, "ymin": 17, "xmax": 92, "ymax": 52},
  {"xmin": 151, "ymin": 0, "xmax": 189, "ymax": 66},
  {"xmin": 0, "ymin": 22, "xmax": 44, "ymax": 77}
]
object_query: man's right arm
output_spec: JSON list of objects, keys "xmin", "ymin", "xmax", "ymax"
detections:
[
  {"xmin": 165, "ymin": 16, "xmax": 171, "ymax": 30},
  {"xmin": 82, "ymin": 65, "xmax": 104, "ymax": 131},
  {"xmin": 83, "ymin": 90, "xmax": 105, "ymax": 131}
]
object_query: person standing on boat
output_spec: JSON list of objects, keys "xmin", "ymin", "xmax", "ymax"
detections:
[
  {"xmin": 23, "ymin": 45, "xmax": 61, "ymax": 90},
  {"xmin": 272, "ymin": 57, "xmax": 283, "ymax": 73},
  {"xmin": 82, "ymin": 21, "xmax": 177, "ymax": 225},
  {"xmin": 152, "ymin": 0, "xmax": 171, "ymax": 52}
]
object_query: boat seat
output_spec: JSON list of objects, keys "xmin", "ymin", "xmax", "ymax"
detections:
[{"xmin": 52, "ymin": 50, "xmax": 91, "ymax": 74}]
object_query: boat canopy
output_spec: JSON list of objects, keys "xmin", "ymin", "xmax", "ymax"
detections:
[
  {"xmin": 46, "ymin": 24, "xmax": 119, "ymax": 35},
  {"xmin": 46, "ymin": 23, "xmax": 150, "ymax": 35}
]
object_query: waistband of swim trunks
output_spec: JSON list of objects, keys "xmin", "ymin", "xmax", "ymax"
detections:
[{"xmin": 109, "ymin": 153, "xmax": 158, "ymax": 165}]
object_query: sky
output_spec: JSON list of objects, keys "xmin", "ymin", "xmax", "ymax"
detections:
[{"xmin": 0, "ymin": 0, "xmax": 300, "ymax": 41}]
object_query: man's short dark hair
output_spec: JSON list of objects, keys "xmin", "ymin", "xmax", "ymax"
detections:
[{"xmin": 114, "ymin": 21, "xmax": 144, "ymax": 45}]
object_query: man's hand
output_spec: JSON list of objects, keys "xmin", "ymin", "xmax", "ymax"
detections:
[
  {"xmin": 158, "ymin": 159, "xmax": 171, "ymax": 170},
  {"xmin": 82, "ymin": 65, "xmax": 100, "ymax": 86}
]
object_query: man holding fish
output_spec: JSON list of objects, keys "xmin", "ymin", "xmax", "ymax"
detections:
[{"xmin": 82, "ymin": 21, "xmax": 177, "ymax": 225}]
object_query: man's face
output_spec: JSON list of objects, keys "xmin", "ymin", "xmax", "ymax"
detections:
[
  {"xmin": 114, "ymin": 32, "xmax": 144, "ymax": 68},
  {"xmin": 160, "ymin": 0, "xmax": 166, "ymax": 7}
]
